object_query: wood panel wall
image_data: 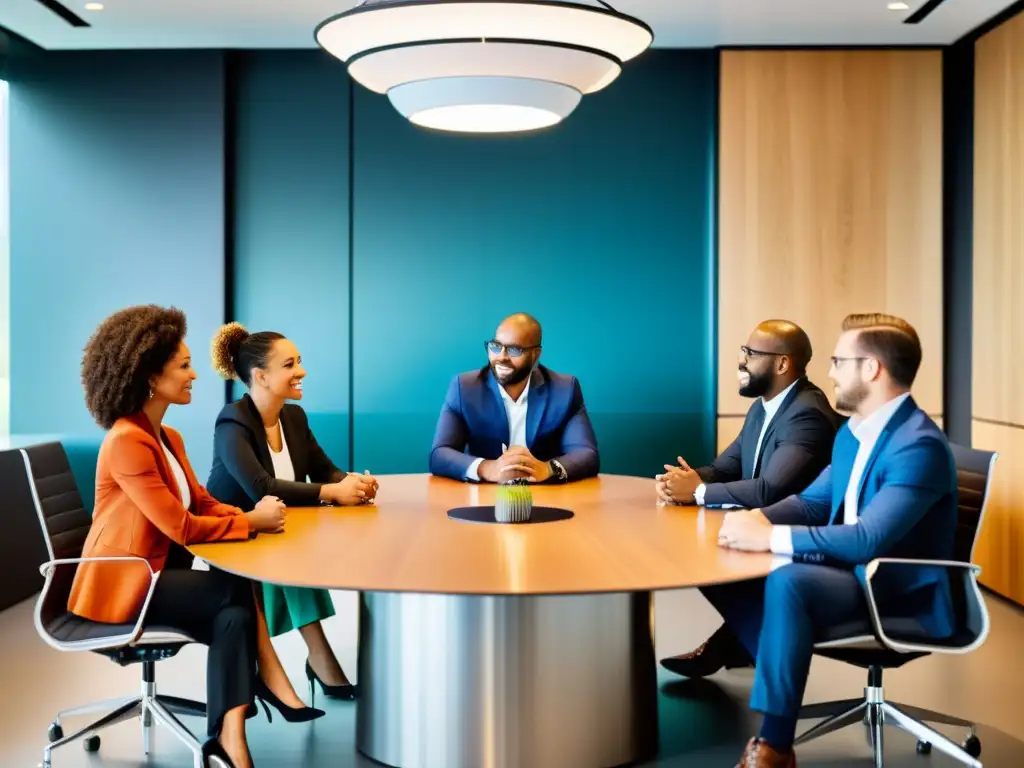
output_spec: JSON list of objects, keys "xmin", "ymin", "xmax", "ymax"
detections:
[
  {"xmin": 973, "ymin": 13, "xmax": 1024, "ymax": 603},
  {"xmin": 717, "ymin": 50, "xmax": 943, "ymax": 452}
]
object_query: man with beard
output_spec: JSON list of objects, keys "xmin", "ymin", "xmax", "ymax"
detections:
[
  {"xmin": 691, "ymin": 314, "xmax": 957, "ymax": 768},
  {"xmin": 656, "ymin": 319, "xmax": 840, "ymax": 511},
  {"xmin": 429, "ymin": 313, "xmax": 599, "ymax": 483},
  {"xmin": 659, "ymin": 319, "xmax": 841, "ymax": 678}
]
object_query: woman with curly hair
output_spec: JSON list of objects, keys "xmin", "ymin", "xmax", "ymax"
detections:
[
  {"xmin": 67, "ymin": 305, "xmax": 324, "ymax": 768},
  {"xmin": 207, "ymin": 323, "xmax": 377, "ymax": 702}
]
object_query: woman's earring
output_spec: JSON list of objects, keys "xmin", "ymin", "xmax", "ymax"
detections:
[{"xmin": 148, "ymin": 388, "xmax": 154, "ymax": 399}]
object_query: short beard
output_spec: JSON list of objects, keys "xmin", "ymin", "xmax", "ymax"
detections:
[
  {"xmin": 739, "ymin": 370, "xmax": 772, "ymax": 398},
  {"xmin": 493, "ymin": 362, "xmax": 532, "ymax": 387},
  {"xmin": 836, "ymin": 381, "xmax": 869, "ymax": 413}
]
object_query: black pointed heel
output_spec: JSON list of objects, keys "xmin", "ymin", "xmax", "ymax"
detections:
[
  {"xmin": 201, "ymin": 738, "xmax": 237, "ymax": 768},
  {"xmin": 305, "ymin": 659, "xmax": 358, "ymax": 702},
  {"xmin": 253, "ymin": 677, "xmax": 325, "ymax": 723}
]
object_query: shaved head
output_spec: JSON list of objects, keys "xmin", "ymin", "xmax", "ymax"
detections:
[
  {"xmin": 737, "ymin": 319, "xmax": 812, "ymax": 399},
  {"xmin": 496, "ymin": 313, "xmax": 542, "ymax": 346},
  {"xmin": 752, "ymin": 319, "xmax": 813, "ymax": 373}
]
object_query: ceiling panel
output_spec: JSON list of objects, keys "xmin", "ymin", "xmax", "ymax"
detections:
[{"xmin": 0, "ymin": 0, "xmax": 1017, "ymax": 50}]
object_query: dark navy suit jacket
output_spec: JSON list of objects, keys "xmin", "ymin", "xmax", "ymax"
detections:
[
  {"xmin": 429, "ymin": 365, "xmax": 599, "ymax": 482},
  {"xmin": 765, "ymin": 397, "xmax": 958, "ymax": 638}
]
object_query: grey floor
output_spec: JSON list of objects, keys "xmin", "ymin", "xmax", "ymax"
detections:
[{"xmin": 3, "ymin": 588, "xmax": 1022, "ymax": 767}]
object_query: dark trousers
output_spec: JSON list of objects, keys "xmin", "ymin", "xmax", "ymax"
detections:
[
  {"xmin": 144, "ymin": 567, "xmax": 257, "ymax": 738},
  {"xmin": 702, "ymin": 563, "xmax": 868, "ymax": 719}
]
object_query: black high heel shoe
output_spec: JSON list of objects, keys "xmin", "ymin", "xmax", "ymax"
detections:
[
  {"xmin": 305, "ymin": 659, "xmax": 358, "ymax": 704},
  {"xmin": 201, "ymin": 738, "xmax": 237, "ymax": 768},
  {"xmin": 253, "ymin": 677, "xmax": 325, "ymax": 723}
]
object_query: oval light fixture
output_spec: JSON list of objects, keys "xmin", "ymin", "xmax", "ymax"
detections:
[{"xmin": 315, "ymin": 0, "xmax": 654, "ymax": 134}]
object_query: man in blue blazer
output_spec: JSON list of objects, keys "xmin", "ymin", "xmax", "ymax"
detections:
[
  {"xmin": 429, "ymin": 313, "xmax": 599, "ymax": 483},
  {"xmin": 705, "ymin": 314, "xmax": 957, "ymax": 768}
]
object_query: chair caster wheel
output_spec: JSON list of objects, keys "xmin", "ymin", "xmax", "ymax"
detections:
[
  {"xmin": 916, "ymin": 740, "xmax": 931, "ymax": 755},
  {"xmin": 83, "ymin": 735, "xmax": 101, "ymax": 752},
  {"xmin": 47, "ymin": 723, "xmax": 63, "ymax": 743},
  {"xmin": 962, "ymin": 734, "xmax": 981, "ymax": 757}
]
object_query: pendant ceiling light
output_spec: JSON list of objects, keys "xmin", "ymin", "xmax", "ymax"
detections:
[{"xmin": 315, "ymin": 0, "xmax": 654, "ymax": 134}]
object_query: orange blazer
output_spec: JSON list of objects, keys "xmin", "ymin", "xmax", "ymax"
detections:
[{"xmin": 68, "ymin": 413, "xmax": 251, "ymax": 624}]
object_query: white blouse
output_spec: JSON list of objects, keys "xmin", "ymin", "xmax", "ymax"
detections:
[
  {"xmin": 268, "ymin": 423, "xmax": 296, "ymax": 482},
  {"xmin": 162, "ymin": 441, "xmax": 191, "ymax": 510}
]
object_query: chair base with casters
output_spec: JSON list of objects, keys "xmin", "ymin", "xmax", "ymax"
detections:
[
  {"xmin": 796, "ymin": 663, "xmax": 981, "ymax": 768},
  {"xmin": 41, "ymin": 631, "xmax": 207, "ymax": 768}
]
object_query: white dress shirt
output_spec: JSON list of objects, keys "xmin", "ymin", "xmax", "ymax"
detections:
[
  {"xmin": 466, "ymin": 377, "xmax": 531, "ymax": 481},
  {"xmin": 695, "ymin": 379, "xmax": 798, "ymax": 506},
  {"xmin": 769, "ymin": 392, "xmax": 912, "ymax": 555}
]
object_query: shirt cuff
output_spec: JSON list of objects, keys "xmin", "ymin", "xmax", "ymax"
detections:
[
  {"xmin": 770, "ymin": 525, "xmax": 794, "ymax": 555},
  {"xmin": 694, "ymin": 483, "xmax": 707, "ymax": 506},
  {"xmin": 465, "ymin": 458, "xmax": 484, "ymax": 481}
]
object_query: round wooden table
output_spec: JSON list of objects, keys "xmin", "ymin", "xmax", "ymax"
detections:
[{"xmin": 191, "ymin": 474, "xmax": 774, "ymax": 768}]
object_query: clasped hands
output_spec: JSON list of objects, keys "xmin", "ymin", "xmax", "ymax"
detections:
[
  {"xmin": 655, "ymin": 456, "xmax": 702, "ymax": 505},
  {"xmin": 479, "ymin": 446, "xmax": 552, "ymax": 483},
  {"xmin": 244, "ymin": 471, "xmax": 381, "ymax": 535}
]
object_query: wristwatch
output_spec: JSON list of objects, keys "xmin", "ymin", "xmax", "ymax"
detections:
[{"xmin": 548, "ymin": 459, "xmax": 568, "ymax": 482}]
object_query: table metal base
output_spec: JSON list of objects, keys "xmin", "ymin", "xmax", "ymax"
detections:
[{"xmin": 356, "ymin": 591, "xmax": 658, "ymax": 768}]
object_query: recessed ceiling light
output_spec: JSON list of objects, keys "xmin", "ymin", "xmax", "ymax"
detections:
[
  {"xmin": 887, "ymin": 2, "xmax": 909, "ymax": 10},
  {"xmin": 85, "ymin": 2, "xmax": 104, "ymax": 10}
]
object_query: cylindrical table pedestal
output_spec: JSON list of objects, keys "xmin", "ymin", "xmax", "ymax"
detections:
[{"xmin": 356, "ymin": 591, "xmax": 658, "ymax": 768}]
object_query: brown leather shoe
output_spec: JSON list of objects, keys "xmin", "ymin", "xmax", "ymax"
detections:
[
  {"xmin": 735, "ymin": 737, "xmax": 796, "ymax": 768},
  {"xmin": 660, "ymin": 624, "xmax": 754, "ymax": 678}
]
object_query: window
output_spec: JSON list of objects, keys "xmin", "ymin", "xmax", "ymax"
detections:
[{"xmin": 0, "ymin": 80, "xmax": 8, "ymax": 436}]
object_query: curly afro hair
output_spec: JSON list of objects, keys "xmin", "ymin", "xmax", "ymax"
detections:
[{"xmin": 82, "ymin": 305, "xmax": 188, "ymax": 429}]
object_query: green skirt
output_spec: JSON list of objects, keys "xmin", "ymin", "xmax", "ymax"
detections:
[{"xmin": 261, "ymin": 583, "xmax": 336, "ymax": 637}]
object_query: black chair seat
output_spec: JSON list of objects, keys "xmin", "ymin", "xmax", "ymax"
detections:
[
  {"xmin": 815, "ymin": 616, "xmax": 980, "ymax": 667},
  {"xmin": 46, "ymin": 611, "xmax": 192, "ymax": 648}
]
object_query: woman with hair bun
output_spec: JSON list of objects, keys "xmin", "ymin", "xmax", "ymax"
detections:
[
  {"xmin": 207, "ymin": 323, "xmax": 376, "ymax": 701},
  {"xmin": 69, "ymin": 305, "xmax": 323, "ymax": 768}
]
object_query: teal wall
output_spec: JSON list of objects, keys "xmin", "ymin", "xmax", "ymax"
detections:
[
  {"xmin": 8, "ymin": 51, "xmax": 227, "ymax": 482},
  {"xmin": 232, "ymin": 52, "xmax": 351, "ymax": 470},
  {"xmin": 8, "ymin": 47, "xmax": 718, "ymax": 493},
  {"xmin": 351, "ymin": 50, "xmax": 718, "ymax": 475}
]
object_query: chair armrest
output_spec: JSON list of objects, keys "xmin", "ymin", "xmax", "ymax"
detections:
[
  {"xmin": 861, "ymin": 557, "xmax": 990, "ymax": 655},
  {"xmin": 35, "ymin": 556, "xmax": 162, "ymax": 653}
]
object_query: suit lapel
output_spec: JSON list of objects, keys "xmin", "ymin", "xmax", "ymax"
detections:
[
  {"xmin": 128, "ymin": 413, "xmax": 186, "ymax": 506},
  {"xmin": 744, "ymin": 402, "xmax": 766, "ymax": 478},
  {"xmin": 753, "ymin": 379, "xmax": 806, "ymax": 476},
  {"xmin": 829, "ymin": 427, "xmax": 857, "ymax": 524},
  {"xmin": 242, "ymin": 395, "xmax": 275, "ymax": 471},
  {"xmin": 525, "ymin": 368, "xmax": 548, "ymax": 449},
  {"xmin": 852, "ymin": 396, "xmax": 917, "ymax": 512},
  {"xmin": 485, "ymin": 370, "xmax": 511, "ymax": 446}
]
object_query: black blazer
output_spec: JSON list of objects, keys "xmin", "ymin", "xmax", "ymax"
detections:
[
  {"xmin": 207, "ymin": 394, "xmax": 347, "ymax": 508},
  {"xmin": 699, "ymin": 377, "xmax": 842, "ymax": 509}
]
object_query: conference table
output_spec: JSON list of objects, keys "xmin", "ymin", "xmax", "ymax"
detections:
[{"xmin": 191, "ymin": 474, "xmax": 775, "ymax": 768}]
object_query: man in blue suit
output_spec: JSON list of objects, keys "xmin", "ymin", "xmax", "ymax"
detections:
[
  {"xmin": 704, "ymin": 314, "xmax": 957, "ymax": 768},
  {"xmin": 429, "ymin": 313, "xmax": 599, "ymax": 483}
]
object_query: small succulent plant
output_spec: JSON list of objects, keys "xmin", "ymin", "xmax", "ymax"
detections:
[{"xmin": 495, "ymin": 479, "xmax": 533, "ymax": 523}]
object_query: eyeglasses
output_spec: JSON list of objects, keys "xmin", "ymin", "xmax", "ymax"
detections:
[
  {"xmin": 830, "ymin": 356, "xmax": 868, "ymax": 367},
  {"xmin": 740, "ymin": 346, "xmax": 783, "ymax": 361},
  {"xmin": 485, "ymin": 340, "xmax": 540, "ymax": 358}
]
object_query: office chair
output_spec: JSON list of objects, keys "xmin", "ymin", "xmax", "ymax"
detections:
[
  {"xmin": 24, "ymin": 442, "xmax": 207, "ymax": 768},
  {"xmin": 794, "ymin": 443, "xmax": 996, "ymax": 768}
]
